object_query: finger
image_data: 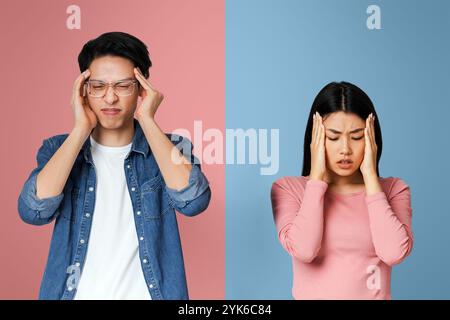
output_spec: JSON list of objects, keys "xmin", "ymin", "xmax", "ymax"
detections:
[
  {"xmin": 366, "ymin": 114, "xmax": 371, "ymax": 133},
  {"xmin": 367, "ymin": 115, "xmax": 374, "ymax": 149},
  {"xmin": 74, "ymin": 70, "xmax": 90, "ymax": 98},
  {"xmin": 82, "ymin": 69, "xmax": 90, "ymax": 80},
  {"xmin": 73, "ymin": 73, "xmax": 84, "ymax": 95},
  {"xmin": 312, "ymin": 113, "xmax": 318, "ymax": 145},
  {"xmin": 319, "ymin": 123, "xmax": 325, "ymax": 147},
  {"xmin": 134, "ymin": 68, "xmax": 155, "ymax": 91},
  {"xmin": 318, "ymin": 113, "xmax": 323, "ymax": 125},
  {"xmin": 317, "ymin": 113, "xmax": 324, "ymax": 144},
  {"xmin": 364, "ymin": 126, "xmax": 371, "ymax": 152},
  {"xmin": 371, "ymin": 115, "xmax": 377, "ymax": 147},
  {"xmin": 370, "ymin": 117, "xmax": 377, "ymax": 151},
  {"xmin": 312, "ymin": 114, "xmax": 316, "ymax": 143}
]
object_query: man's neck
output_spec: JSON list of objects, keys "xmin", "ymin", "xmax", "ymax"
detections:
[{"xmin": 91, "ymin": 120, "xmax": 135, "ymax": 147}]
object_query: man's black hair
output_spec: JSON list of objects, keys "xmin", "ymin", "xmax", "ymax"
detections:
[{"xmin": 78, "ymin": 31, "xmax": 152, "ymax": 78}]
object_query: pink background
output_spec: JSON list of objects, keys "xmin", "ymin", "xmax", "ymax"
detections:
[{"xmin": 0, "ymin": 0, "xmax": 224, "ymax": 299}]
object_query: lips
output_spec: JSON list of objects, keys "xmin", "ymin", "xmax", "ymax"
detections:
[
  {"xmin": 337, "ymin": 159, "xmax": 353, "ymax": 164},
  {"xmin": 101, "ymin": 108, "xmax": 121, "ymax": 115},
  {"xmin": 337, "ymin": 159, "xmax": 353, "ymax": 170}
]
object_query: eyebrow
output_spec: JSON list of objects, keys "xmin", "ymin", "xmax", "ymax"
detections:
[{"xmin": 326, "ymin": 128, "xmax": 365, "ymax": 134}]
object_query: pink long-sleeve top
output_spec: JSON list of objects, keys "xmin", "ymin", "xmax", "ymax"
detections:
[{"xmin": 271, "ymin": 176, "xmax": 413, "ymax": 300}]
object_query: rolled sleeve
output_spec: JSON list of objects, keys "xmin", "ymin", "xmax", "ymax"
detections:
[
  {"xmin": 165, "ymin": 164, "xmax": 211, "ymax": 216},
  {"xmin": 24, "ymin": 172, "xmax": 64, "ymax": 213},
  {"xmin": 18, "ymin": 137, "xmax": 64, "ymax": 225}
]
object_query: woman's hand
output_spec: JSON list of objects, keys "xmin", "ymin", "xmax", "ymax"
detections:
[
  {"xmin": 360, "ymin": 113, "xmax": 378, "ymax": 177},
  {"xmin": 133, "ymin": 67, "xmax": 164, "ymax": 123},
  {"xmin": 309, "ymin": 112, "xmax": 327, "ymax": 181},
  {"xmin": 72, "ymin": 70, "xmax": 97, "ymax": 134},
  {"xmin": 361, "ymin": 113, "xmax": 383, "ymax": 196}
]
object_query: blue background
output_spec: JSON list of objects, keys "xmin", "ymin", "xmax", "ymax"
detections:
[{"xmin": 226, "ymin": 0, "xmax": 450, "ymax": 299}]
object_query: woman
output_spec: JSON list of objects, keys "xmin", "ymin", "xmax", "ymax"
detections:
[{"xmin": 271, "ymin": 81, "xmax": 413, "ymax": 300}]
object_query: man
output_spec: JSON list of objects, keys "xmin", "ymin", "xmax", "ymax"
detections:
[{"xmin": 18, "ymin": 32, "xmax": 211, "ymax": 300}]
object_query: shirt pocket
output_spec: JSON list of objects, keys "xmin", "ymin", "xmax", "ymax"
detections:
[{"xmin": 141, "ymin": 175, "xmax": 172, "ymax": 220}]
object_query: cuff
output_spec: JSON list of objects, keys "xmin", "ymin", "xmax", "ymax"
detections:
[
  {"xmin": 165, "ymin": 165, "xmax": 210, "ymax": 208},
  {"xmin": 21, "ymin": 172, "xmax": 64, "ymax": 218}
]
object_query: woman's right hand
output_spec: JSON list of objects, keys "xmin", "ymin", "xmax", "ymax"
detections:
[
  {"xmin": 309, "ymin": 112, "xmax": 327, "ymax": 181},
  {"xmin": 71, "ymin": 70, "xmax": 97, "ymax": 134}
]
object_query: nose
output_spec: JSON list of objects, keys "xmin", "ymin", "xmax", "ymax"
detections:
[
  {"xmin": 339, "ymin": 137, "xmax": 352, "ymax": 155},
  {"xmin": 103, "ymin": 85, "xmax": 118, "ymax": 104}
]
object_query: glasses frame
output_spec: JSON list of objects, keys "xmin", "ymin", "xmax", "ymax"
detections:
[{"xmin": 85, "ymin": 79, "xmax": 139, "ymax": 98}]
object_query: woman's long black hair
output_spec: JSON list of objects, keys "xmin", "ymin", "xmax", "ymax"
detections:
[{"xmin": 301, "ymin": 82, "xmax": 383, "ymax": 177}]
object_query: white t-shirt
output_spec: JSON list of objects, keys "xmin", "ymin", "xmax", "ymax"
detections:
[{"xmin": 74, "ymin": 136, "xmax": 152, "ymax": 300}]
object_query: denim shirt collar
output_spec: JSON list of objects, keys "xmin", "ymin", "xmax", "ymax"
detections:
[{"xmin": 81, "ymin": 119, "xmax": 150, "ymax": 163}]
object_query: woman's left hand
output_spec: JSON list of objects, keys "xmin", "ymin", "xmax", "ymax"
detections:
[
  {"xmin": 360, "ymin": 113, "xmax": 378, "ymax": 177},
  {"xmin": 133, "ymin": 67, "xmax": 164, "ymax": 122}
]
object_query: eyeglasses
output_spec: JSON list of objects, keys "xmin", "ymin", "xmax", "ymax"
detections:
[{"xmin": 85, "ymin": 79, "xmax": 138, "ymax": 98}]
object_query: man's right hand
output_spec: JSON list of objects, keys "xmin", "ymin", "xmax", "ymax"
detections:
[{"xmin": 71, "ymin": 70, "xmax": 97, "ymax": 134}]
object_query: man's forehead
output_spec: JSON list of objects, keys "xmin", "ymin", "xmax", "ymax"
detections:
[
  {"xmin": 89, "ymin": 57, "xmax": 134, "ymax": 81},
  {"xmin": 89, "ymin": 75, "xmax": 134, "ymax": 82}
]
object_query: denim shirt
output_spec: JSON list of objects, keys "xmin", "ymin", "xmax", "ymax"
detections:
[{"xmin": 18, "ymin": 119, "xmax": 211, "ymax": 300}]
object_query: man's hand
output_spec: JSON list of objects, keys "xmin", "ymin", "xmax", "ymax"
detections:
[
  {"xmin": 133, "ymin": 67, "xmax": 164, "ymax": 122},
  {"xmin": 72, "ymin": 70, "xmax": 98, "ymax": 135}
]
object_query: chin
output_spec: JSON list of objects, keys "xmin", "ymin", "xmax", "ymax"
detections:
[
  {"xmin": 97, "ymin": 118, "xmax": 125, "ymax": 130},
  {"xmin": 332, "ymin": 167, "xmax": 359, "ymax": 177}
]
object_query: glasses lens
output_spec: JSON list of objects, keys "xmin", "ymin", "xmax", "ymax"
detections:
[
  {"xmin": 88, "ymin": 81, "xmax": 106, "ymax": 97},
  {"xmin": 87, "ymin": 80, "xmax": 136, "ymax": 97},
  {"xmin": 114, "ymin": 81, "xmax": 135, "ymax": 96}
]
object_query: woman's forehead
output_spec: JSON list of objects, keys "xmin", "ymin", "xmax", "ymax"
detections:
[{"xmin": 323, "ymin": 112, "xmax": 365, "ymax": 129}]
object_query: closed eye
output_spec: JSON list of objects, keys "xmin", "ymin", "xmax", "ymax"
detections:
[{"xmin": 327, "ymin": 136, "xmax": 364, "ymax": 141}]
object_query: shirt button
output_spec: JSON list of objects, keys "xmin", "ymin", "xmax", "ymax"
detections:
[
  {"xmin": 88, "ymin": 187, "xmax": 94, "ymax": 192},
  {"xmin": 149, "ymin": 284, "xmax": 154, "ymax": 289},
  {"xmin": 136, "ymin": 211, "xmax": 141, "ymax": 216},
  {"xmin": 127, "ymin": 165, "xmax": 131, "ymax": 169},
  {"xmin": 139, "ymin": 236, "xmax": 144, "ymax": 241},
  {"xmin": 85, "ymin": 213, "xmax": 91, "ymax": 218},
  {"xmin": 80, "ymin": 239, "xmax": 85, "ymax": 244},
  {"xmin": 142, "ymin": 259, "xmax": 148, "ymax": 264},
  {"xmin": 131, "ymin": 187, "xmax": 136, "ymax": 192},
  {"xmin": 75, "ymin": 262, "xmax": 80, "ymax": 267},
  {"xmin": 68, "ymin": 287, "xmax": 73, "ymax": 291}
]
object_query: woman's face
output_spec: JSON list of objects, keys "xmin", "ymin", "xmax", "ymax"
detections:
[{"xmin": 322, "ymin": 111, "xmax": 366, "ymax": 177}]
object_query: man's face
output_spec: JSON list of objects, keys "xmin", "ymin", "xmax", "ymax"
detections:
[{"xmin": 86, "ymin": 55, "xmax": 141, "ymax": 130}]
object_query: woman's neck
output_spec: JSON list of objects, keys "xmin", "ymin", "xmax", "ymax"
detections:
[{"xmin": 325, "ymin": 170, "xmax": 365, "ymax": 186}]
